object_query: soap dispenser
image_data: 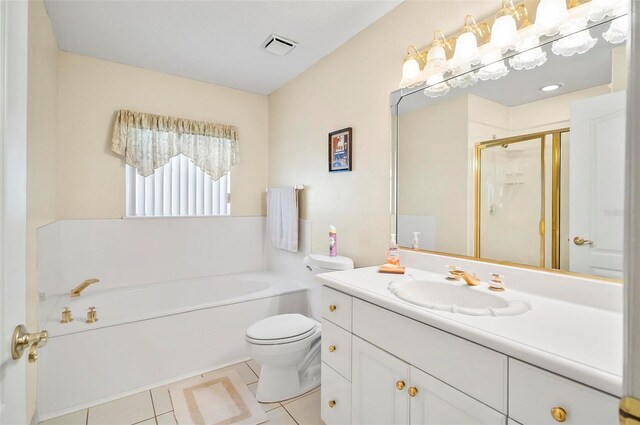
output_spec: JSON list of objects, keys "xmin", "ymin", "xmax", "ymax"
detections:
[
  {"xmin": 411, "ymin": 232, "xmax": 421, "ymax": 250},
  {"xmin": 386, "ymin": 234, "xmax": 400, "ymax": 266}
]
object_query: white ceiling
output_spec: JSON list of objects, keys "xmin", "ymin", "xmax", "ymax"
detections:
[{"xmin": 44, "ymin": 0, "xmax": 402, "ymax": 95}]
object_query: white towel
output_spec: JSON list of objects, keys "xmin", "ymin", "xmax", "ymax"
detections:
[{"xmin": 267, "ymin": 187, "xmax": 299, "ymax": 252}]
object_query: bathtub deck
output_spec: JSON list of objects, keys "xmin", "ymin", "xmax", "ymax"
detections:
[{"xmin": 40, "ymin": 359, "xmax": 323, "ymax": 425}]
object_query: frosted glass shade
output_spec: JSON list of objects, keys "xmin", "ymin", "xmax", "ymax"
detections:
[
  {"xmin": 603, "ymin": 14, "xmax": 629, "ymax": 44},
  {"xmin": 491, "ymin": 14, "xmax": 518, "ymax": 52},
  {"xmin": 399, "ymin": 58, "xmax": 424, "ymax": 88},
  {"xmin": 552, "ymin": 19, "xmax": 597, "ymax": 56},
  {"xmin": 449, "ymin": 65, "xmax": 478, "ymax": 88},
  {"xmin": 535, "ymin": 0, "xmax": 569, "ymax": 36},
  {"xmin": 426, "ymin": 44, "xmax": 447, "ymax": 74},
  {"xmin": 476, "ymin": 48, "xmax": 509, "ymax": 81},
  {"xmin": 509, "ymin": 28, "xmax": 547, "ymax": 70},
  {"xmin": 589, "ymin": 0, "xmax": 620, "ymax": 21},
  {"xmin": 450, "ymin": 31, "xmax": 480, "ymax": 69},
  {"xmin": 423, "ymin": 73, "xmax": 450, "ymax": 98}
]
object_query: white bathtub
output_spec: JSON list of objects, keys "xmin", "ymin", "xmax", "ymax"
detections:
[{"xmin": 38, "ymin": 271, "xmax": 310, "ymax": 420}]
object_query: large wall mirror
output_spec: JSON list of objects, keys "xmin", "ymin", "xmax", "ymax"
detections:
[{"xmin": 393, "ymin": 15, "xmax": 627, "ymax": 280}]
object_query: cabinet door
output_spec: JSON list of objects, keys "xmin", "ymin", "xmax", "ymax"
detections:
[
  {"xmin": 352, "ymin": 336, "xmax": 410, "ymax": 425},
  {"xmin": 410, "ymin": 367, "xmax": 506, "ymax": 425}
]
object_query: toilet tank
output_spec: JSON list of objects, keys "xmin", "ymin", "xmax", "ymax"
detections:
[{"xmin": 304, "ymin": 254, "xmax": 354, "ymax": 320}]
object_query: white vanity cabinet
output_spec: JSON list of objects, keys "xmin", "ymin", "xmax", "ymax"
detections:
[{"xmin": 351, "ymin": 336, "xmax": 505, "ymax": 425}]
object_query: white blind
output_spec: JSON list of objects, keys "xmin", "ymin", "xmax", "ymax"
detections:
[{"xmin": 126, "ymin": 154, "xmax": 230, "ymax": 217}]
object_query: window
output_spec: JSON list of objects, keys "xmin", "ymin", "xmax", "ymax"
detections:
[{"xmin": 126, "ymin": 154, "xmax": 230, "ymax": 217}]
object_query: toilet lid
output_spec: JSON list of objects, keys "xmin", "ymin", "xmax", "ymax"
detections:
[{"xmin": 246, "ymin": 314, "xmax": 316, "ymax": 341}]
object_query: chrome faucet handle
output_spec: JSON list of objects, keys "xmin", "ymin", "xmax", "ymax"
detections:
[{"xmin": 489, "ymin": 273, "xmax": 505, "ymax": 292}]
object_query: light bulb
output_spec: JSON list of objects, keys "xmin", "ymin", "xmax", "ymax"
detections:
[
  {"xmin": 603, "ymin": 13, "xmax": 629, "ymax": 44},
  {"xmin": 551, "ymin": 18, "xmax": 597, "ymax": 56},
  {"xmin": 535, "ymin": 0, "xmax": 569, "ymax": 36},
  {"xmin": 491, "ymin": 14, "xmax": 518, "ymax": 52}
]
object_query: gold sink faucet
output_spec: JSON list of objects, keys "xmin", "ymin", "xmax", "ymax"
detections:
[
  {"xmin": 70, "ymin": 278, "xmax": 99, "ymax": 297},
  {"xmin": 446, "ymin": 266, "xmax": 480, "ymax": 286}
]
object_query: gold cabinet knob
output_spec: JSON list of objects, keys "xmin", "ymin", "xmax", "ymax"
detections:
[
  {"xmin": 408, "ymin": 387, "xmax": 418, "ymax": 397},
  {"xmin": 329, "ymin": 304, "xmax": 337, "ymax": 312},
  {"xmin": 395, "ymin": 380, "xmax": 406, "ymax": 390},
  {"xmin": 551, "ymin": 407, "xmax": 567, "ymax": 422},
  {"xmin": 328, "ymin": 345, "xmax": 336, "ymax": 352},
  {"xmin": 328, "ymin": 400, "xmax": 336, "ymax": 408}
]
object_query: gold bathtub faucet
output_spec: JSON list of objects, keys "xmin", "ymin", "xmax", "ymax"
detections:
[{"xmin": 70, "ymin": 278, "xmax": 100, "ymax": 297}]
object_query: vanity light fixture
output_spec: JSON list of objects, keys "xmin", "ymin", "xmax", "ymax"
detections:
[
  {"xmin": 534, "ymin": 0, "xmax": 570, "ymax": 36},
  {"xmin": 551, "ymin": 19, "xmax": 597, "ymax": 56},
  {"xmin": 539, "ymin": 83, "xmax": 564, "ymax": 92},
  {"xmin": 399, "ymin": 46, "xmax": 426, "ymax": 89},
  {"xmin": 425, "ymin": 31, "xmax": 453, "ymax": 74},
  {"xmin": 448, "ymin": 16, "xmax": 487, "ymax": 71},
  {"xmin": 476, "ymin": 45, "xmax": 510, "ymax": 81},
  {"xmin": 423, "ymin": 73, "xmax": 451, "ymax": 98}
]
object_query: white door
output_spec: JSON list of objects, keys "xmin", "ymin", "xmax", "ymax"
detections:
[
  {"xmin": 409, "ymin": 366, "xmax": 506, "ymax": 425},
  {"xmin": 1, "ymin": 1, "xmax": 29, "ymax": 424},
  {"xmin": 352, "ymin": 337, "xmax": 410, "ymax": 425},
  {"xmin": 569, "ymin": 90, "xmax": 626, "ymax": 278}
]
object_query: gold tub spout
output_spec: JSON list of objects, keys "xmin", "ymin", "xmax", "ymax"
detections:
[
  {"xmin": 448, "ymin": 270, "xmax": 481, "ymax": 286},
  {"xmin": 70, "ymin": 279, "xmax": 99, "ymax": 297}
]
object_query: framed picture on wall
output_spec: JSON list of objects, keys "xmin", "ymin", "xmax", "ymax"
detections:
[{"xmin": 328, "ymin": 127, "xmax": 352, "ymax": 172}]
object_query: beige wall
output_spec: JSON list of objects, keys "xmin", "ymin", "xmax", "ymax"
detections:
[
  {"xmin": 268, "ymin": 1, "xmax": 496, "ymax": 266},
  {"xmin": 58, "ymin": 52, "xmax": 269, "ymax": 219},
  {"xmin": 27, "ymin": 0, "xmax": 59, "ymax": 419}
]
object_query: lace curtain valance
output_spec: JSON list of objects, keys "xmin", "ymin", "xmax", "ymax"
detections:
[{"xmin": 111, "ymin": 109, "xmax": 240, "ymax": 180}]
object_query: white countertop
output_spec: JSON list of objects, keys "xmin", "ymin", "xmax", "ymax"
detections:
[{"xmin": 318, "ymin": 266, "xmax": 623, "ymax": 397}]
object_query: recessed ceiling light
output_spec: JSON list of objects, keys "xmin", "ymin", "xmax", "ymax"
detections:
[{"xmin": 539, "ymin": 83, "xmax": 564, "ymax": 92}]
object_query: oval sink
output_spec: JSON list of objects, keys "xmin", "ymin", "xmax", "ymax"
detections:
[{"xmin": 388, "ymin": 277, "xmax": 529, "ymax": 316}]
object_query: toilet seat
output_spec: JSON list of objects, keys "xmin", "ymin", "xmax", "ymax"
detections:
[{"xmin": 246, "ymin": 314, "xmax": 318, "ymax": 345}]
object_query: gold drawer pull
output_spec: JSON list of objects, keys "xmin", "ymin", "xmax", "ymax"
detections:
[
  {"xmin": 328, "ymin": 400, "xmax": 336, "ymax": 408},
  {"xmin": 329, "ymin": 304, "xmax": 337, "ymax": 312},
  {"xmin": 408, "ymin": 387, "xmax": 418, "ymax": 397},
  {"xmin": 328, "ymin": 345, "xmax": 336, "ymax": 352},
  {"xmin": 551, "ymin": 407, "xmax": 567, "ymax": 422},
  {"xmin": 395, "ymin": 380, "xmax": 406, "ymax": 390}
]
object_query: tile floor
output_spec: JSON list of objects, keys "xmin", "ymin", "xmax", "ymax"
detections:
[{"xmin": 40, "ymin": 360, "xmax": 323, "ymax": 425}]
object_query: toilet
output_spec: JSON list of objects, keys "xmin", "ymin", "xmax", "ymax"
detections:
[{"xmin": 246, "ymin": 254, "xmax": 354, "ymax": 403}]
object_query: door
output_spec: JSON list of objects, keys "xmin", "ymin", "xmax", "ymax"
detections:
[
  {"xmin": 1, "ymin": 1, "xmax": 29, "ymax": 424},
  {"xmin": 569, "ymin": 90, "xmax": 626, "ymax": 278},
  {"xmin": 352, "ymin": 337, "xmax": 410, "ymax": 425},
  {"xmin": 409, "ymin": 366, "xmax": 506, "ymax": 425}
]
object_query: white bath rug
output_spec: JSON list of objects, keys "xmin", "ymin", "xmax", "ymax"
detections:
[{"xmin": 169, "ymin": 369, "xmax": 268, "ymax": 425}]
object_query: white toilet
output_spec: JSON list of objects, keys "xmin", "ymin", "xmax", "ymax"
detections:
[{"xmin": 246, "ymin": 254, "xmax": 354, "ymax": 403}]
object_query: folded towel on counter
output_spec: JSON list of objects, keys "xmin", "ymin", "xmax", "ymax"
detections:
[{"xmin": 267, "ymin": 187, "xmax": 299, "ymax": 252}]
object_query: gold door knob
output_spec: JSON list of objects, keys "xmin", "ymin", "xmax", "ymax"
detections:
[
  {"xmin": 329, "ymin": 304, "xmax": 337, "ymax": 312},
  {"xmin": 328, "ymin": 345, "xmax": 336, "ymax": 352},
  {"xmin": 408, "ymin": 387, "xmax": 418, "ymax": 397},
  {"xmin": 328, "ymin": 400, "xmax": 336, "ymax": 408},
  {"xmin": 11, "ymin": 325, "xmax": 48, "ymax": 361},
  {"xmin": 395, "ymin": 380, "xmax": 406, "ymax": 390},
  {"xmin": 573, "ymin": 236, "xmax": 593, "ymax": 246},
  {"xmin": 551, "ymin": 407, "xmax": 567, "ymax": 422}
]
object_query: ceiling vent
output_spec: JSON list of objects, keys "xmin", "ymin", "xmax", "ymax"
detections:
[{"xmin": 262, "ymin": 34, "xmax": 297, "ymax": 56}]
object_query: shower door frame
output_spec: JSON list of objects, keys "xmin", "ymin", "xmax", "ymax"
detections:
[{"xmin": 474, "ymin": 128, "xmax": 568, "ymax": 269}]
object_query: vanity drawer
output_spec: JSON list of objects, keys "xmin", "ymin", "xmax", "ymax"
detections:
[
  {"xmin": 321, "ymin": 362, "xmax": 351, "ymax": 425},
  {"xmin": 322, "ymin": 286, "xmax": 352, "ymax": 331},
  {"xmin": 322, "ymin": 319, "xmax": 352, "ymax": 380},
  {"xmin": 353, "ymin": 299, "xmax": 507, "ymax": 413},
  {"xmin": 509, "ymin": 359, "xmax": 618, "ymax": 425}
]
